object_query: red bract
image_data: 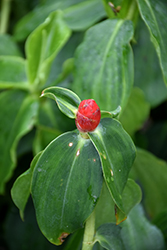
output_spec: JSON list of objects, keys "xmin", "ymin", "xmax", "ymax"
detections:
[{"xmin": 75, "ymin": 99, "xmax": 101, "ymax": 132}]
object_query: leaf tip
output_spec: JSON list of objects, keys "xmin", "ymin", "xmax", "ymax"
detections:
[
  {"xmin": 115, "ymin": 205, "xmax": 127, "ymax": 225},
  {"xmin": 58, "ymin": 232, "xmax": 69, "ymax": 244},
  {"xmin": 40, "ymin": 91, "xmax": 44, "ymax": 98},
  {"xmin": 19, "ymin": 210, "xmax": 24, "ymax": 222}
]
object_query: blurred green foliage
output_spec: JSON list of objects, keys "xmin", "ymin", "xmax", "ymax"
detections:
[{"xmin": 0, "ymin": 0, "xmax": 167, "ymax": 249}]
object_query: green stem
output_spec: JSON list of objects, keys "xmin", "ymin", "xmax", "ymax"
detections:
[
  {"xmin": 0, "ymin": 0, "xmax": 11, "ymax": 34},
  {"xmin": 125, "ymin": 0, "xmax": 138, "ymax": 21},
  {"xmin": 102, "ymin": 0, "xmax": 115, "ymax": 19},
  {"xmin": 82, "ymin": 211, "xmax": 95, "ymax": 250}
]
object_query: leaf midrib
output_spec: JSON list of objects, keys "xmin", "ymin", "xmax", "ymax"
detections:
[
  {"xmin": 92, "ymin": 20, "xmax": 124, "ymax": 99},
  {"xmin": 60, "ymin": 137, "xmax": 84, "ymax": 228}
]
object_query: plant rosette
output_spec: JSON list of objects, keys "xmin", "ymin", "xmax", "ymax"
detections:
[{"xmin": 11, "ymin": 86, "xmax": 136, "ymax": 246}]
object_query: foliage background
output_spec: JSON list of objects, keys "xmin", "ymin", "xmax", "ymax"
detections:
[{"xmin": 0, "ymin": 0, "xmax": 167, "ymax": 249}]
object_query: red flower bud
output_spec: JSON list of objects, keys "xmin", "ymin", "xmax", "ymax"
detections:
[{"xmin": 75, "ymin": 99, "xmax": 101, "ymax": 132}]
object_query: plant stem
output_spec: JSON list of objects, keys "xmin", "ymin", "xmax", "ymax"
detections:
[
  {"xmin": 82, "ymin": 211, "xmax": 95, "ymax": 250},
  {"xmin": 0, "ymin": 0, "xmax": 11, "ymax": 34},
  {"xmin": 102, "ymin": 0, "xmax": 114, "ymax": 19},
  {"xmin": 125, "ymin": 0, "xmax": 138, "ymax": 21}
]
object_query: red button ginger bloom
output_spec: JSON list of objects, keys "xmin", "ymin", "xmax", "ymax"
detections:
[{"xmin": 75, "ymin": 99, "xmax": 101, "ymax": 132}]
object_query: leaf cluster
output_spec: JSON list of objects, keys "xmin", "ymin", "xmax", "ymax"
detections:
[{"xmin": 0, "ymin": 0, "xmax": 167, "ymax": 249}]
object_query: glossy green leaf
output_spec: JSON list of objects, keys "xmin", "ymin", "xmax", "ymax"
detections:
[
  {"xmin": 11, "ymin": 152, "xmax": 42, "ymax": 220},
  {"xmin": 26, "ymin": 10, "xmax": 71, "ymax": 86},
  {"xmin": 31, "ymin": 131, "xmax": 103, "ymax": 245},
  {"xmin": 63, "ymin": 0, "xmax": 106, "ymax": 31},
  {"xmin": 95, "ymin": 179, "xmax": 142, "ymax": 228},
  {"xmin": 94, "ymin": 223, "xmax": 125, "ymax": 250},
  {"xmin": 41, "ymin": 86, "xmax": 81, "ymax": 118},
  {"xmin": 130, "ymin": 148, "xmax": 167, "ymax": 217},
  {"xmin": 0, "ymin": 90, "xmax": 39, "ymax": 193},
  {"xmin": 137, "ymin": 0, "xmax": 167, "ymax": 85},
  {"xmin": 0, "ymin": 56, "xmax": 28, "ymax": 89},
  {"xmin": 121, "ymin": 204, "xmax": 165, "ymax": 250},
  {"xmin": 0, "ymin": 34, "xmax": 22, "ymax": 56},
  {"xmin": 89, "ymin": 118, "xmax": 136, "ymax": 216},
  {"xmin": 134, "ymin": 19, "xmax": 167, "ymax": 107},
  {"xmin": 101, "ymin": 106, "xmax": 121, "ymax": 119},
  {"xmin": 14, "ymin": 0, "xmax": 105, "ymax": 41},
  {"xmin": 72, "ymin": 19, "xmax": 134, "ymax": 111},
  {"xmin": 119, "ymin": 87, "xmax": 150, "ymax": 136}
]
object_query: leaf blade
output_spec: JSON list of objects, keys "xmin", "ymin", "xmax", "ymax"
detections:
[
  {"xmin": 0, "ymin": 90, "xmax": 39, "ymax": 193},
  {"xmin": 95, "ymin": 179, "xmax": 142, "ymax": 228},
  {"xmin": 26, "ymin": 10, "xmax": 71, "ymax": 86},
  {"xmin": 131, "ymin": 148, "xmax": 167, "ymax": 217},
  {"xmin": 95, "ymin": 223, "xmax": 125, "ymax": 250},
  {"xmin": 121, "ymin": 204, "xmax": 165, "ymax": 250},
  {"xmin": 11, "ymin": 152, "xmax": 42, "ymax": 220},
  {"xmin": 31, "ymin": 131, "xmax": 103, "ymax": 245},
  {"xmin": 119, "ymin": 87, "xmax": 150, "ymax": 136},
  {"xmin": 137, "ymin": 0, "xmax": 167, "ymax": 85},
  {"xmin": 72, "ymin": 19, "xmax": 134, "ymax": 111},
  {"xmin": 88, "ymin": 118, "xmax": 136, "ymax": 215},
  {"xmin": 0, "ymin": 56, "xmax": 28, "ymax": 90},
  {"xmin": 41, "ymin": 86, "xmax": 81, "ymax": 118}
]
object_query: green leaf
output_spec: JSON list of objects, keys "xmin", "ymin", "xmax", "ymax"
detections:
[
  {"xmin": 121, "ymin": 204, "xmax": 165, "ymax": 250},
  {"xmin": 119, "ymin": 87, "xmax": 150, "ymax": 136},
  {"xmin": 14, "ymin": 0, "xmax": 105, "ymax": 41},
  {"xmin": 41, "ymin": 86, "xmax": 81, "ymax": 118},
  {"xmin": 31, "ymin": 131, "xmax": 103, "ymax": 245},
  {"xmin": 0, "ymin": 56, "xmax": 28, "ymax": 90},
  {"xmin": 130, "ymin": 148, "xmax": 167, "ymax": 217},
  {"xmin": 0, "ymin": 90, "xmax": 39, "ymax": 193},
  {"xmin": 0, "ymin": 34, "xmax": 22, "ymax": 56},
  {"xmin": 134, "ymin": 19, "xmax": 167, "ymax": 107},
  {"xmin": 72, "ymin": 19, "xmax": 134, "ymax": 111},
  {"xmin": 101, "ymin": 106, "xmax": 121, "ymax": 119},
  {"xmin": 94, "ymin": 223, "xmax": 125, "ymax": 250},
  {"xmin": 137, "ymin": 0, "xmax": 167, "ymax": 85},
  {"xmin": 26, "ymin": 10, "xmax": 71, "ymax": 86},
  {"xmin": 14, "ymin": 2, "xmax": 62, "ymax": 41},
  {"xmin": 95, "ymin": 179, "xmax": 142, "ymax": 228},
  {"xmin": 11, "ymin": 152, "xmax": 42, "ymax": 220},
  {"xmin": 88, "ymin": 118, "xmax": 136, "ymax": 217},
  {"xmin": 63, "ymin": 0, "xmax": 106, "ymax": 31}
]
